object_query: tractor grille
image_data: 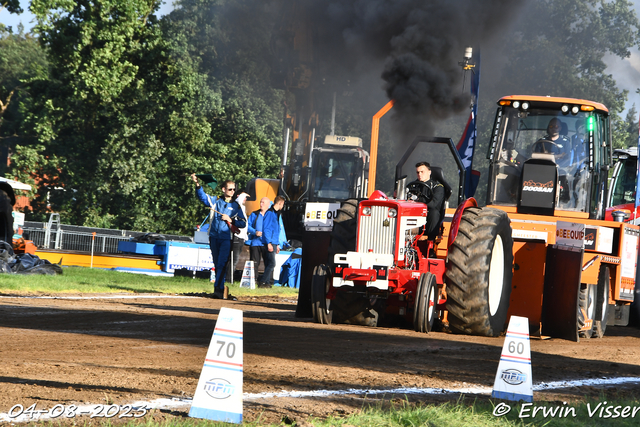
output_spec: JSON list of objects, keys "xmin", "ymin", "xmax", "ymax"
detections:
[{"xmin": 357, "ymin": 205, "xmax": 396, "ymax": 255}]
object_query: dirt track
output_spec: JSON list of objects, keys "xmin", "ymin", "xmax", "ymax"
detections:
[{"xmin": 1, "ymin": 293, "xmax": 640, "ymax": 425}]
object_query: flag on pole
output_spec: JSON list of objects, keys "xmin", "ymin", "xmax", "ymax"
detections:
[
  {"xmin": 635, "ymin": 113, "xmax": 640, "ymax": 222},
  {"xmin": 456, "ymin": 50, "xmax": 481, "ymax": 198}
]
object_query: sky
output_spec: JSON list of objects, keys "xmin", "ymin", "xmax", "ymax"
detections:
[
  {"xmin": 0, "ymin": 0, "xmax": 175, "ymax": 29},
  {"xmin": 2, "ymin": 0, "xmax": 640, "ymax": 117}
]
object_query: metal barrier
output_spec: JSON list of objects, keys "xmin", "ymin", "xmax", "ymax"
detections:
[{"xmin": 22, "ymin": 216, "xmax": 192, "ymax": 254}]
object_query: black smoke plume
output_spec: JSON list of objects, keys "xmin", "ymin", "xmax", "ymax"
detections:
[{"xmin": 293, "ymin": 0, "xmax": 524, "ymax": 138}]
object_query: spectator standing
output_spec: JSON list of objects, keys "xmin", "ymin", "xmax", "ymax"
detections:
[
  {"xmin": 270, "ymin": 195, "xmax": 289, "ymax": 251},
  {"xmin": 258, "ymin": 198, "xmax": 280, "ymax": 288},
  {"xmin": 191, "ymin": 174, "xmax": 246, "ymax": 299},
  {"xmin": 228, "ymin": 191, "xmax": 249, "ymax": 283},
  {"xmin": 246, "ymin": 197, "xmax": 270, "ymax": 278}
]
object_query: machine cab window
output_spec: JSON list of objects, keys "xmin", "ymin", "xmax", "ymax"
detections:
[
  {"xmin": 311, "ymin": 151, "xmax": 360, "ymax": 201},
  {"xmin": 488, "ymin": 101, "xmax": 606, "ymax": 215}
]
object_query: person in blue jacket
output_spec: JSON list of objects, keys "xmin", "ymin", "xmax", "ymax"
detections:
[
  {"xmin": 191, "ymin": 173, "xmax": 246, "ymax": 299},
  {"xmin": 256, "ymin": 197, "xmax": 280, "ymax": 288},
  {"xmin": 270, "ymin": 195, "xmax": 290, "ymax": 250},
  {"xmin": 245, "ymin": 197, "xmax": 271, "ymax": 277}
]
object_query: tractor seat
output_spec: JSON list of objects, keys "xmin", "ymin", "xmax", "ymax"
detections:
[{"xmin": 429, "ymin": 166, "xmax": 452, "ymax": 240}]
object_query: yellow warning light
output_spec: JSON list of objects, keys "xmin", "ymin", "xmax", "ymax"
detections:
[
  {"xmin": 499, "ymin": 100, "xmax": 511, "ymax": 106},
  {"xmin": 581, "ymin": 105, "xmax": 595, "ymax": 111}
]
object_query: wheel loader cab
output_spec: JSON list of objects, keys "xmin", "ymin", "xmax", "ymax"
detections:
[{"xmin": 487, "ymin": 97, "xmax": 610, "ymax": 219}]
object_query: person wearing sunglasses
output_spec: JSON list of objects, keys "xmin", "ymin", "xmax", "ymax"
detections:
[{"xmin": 191, "ymin": 174, "xmax": 246, "ymax": 299}]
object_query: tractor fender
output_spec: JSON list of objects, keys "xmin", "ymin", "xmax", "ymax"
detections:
[{"xmin": 447, "ymin": 197, "xmax": 478, "ymax": 250}]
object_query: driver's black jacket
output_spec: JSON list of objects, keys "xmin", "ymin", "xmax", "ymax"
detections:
[{"xmin": 407, "ymin": 178, "xmax": 445, "ymax": 239}]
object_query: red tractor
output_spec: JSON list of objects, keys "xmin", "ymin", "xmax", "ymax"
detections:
[{"xmin": 311, "ymin": 137, "xmax": 514, "ymax": 336}]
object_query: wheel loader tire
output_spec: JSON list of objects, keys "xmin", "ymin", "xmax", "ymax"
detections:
[
  {"xmin": 311, "ymin": 264, "xmax": 333, "ymax": 325},
  {"xmin": 578, "ymin": 284, "xmax": 595, "ymax": 339},
  {"xmin": 0, "ymin": 189, "xmax": 14, "ymax": 243},
  {"xmin": 445, "ymin": 207, "xmax": 513, "ymax": 337},
  {"xmin": 593, "ymin": 266, "xmax": 610, "ymax": 338},
  {"xmin": 328, "ymin": 199, "xmax": 358, "ymax": 268},
  {"xmin": 413, "ymin": 272, "xmax": 437, "ymax": 333}
]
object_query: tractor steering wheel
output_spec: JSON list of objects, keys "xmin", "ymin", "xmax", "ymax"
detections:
[
  {"xmin": 534, "ymin": 139, "xmax": 560, "ymax": 154},
  {"xmin": 406, "ymin": 181, "xmax": 431, "ymax": 203}
]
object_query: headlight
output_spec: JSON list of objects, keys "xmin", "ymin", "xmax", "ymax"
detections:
[
  {"xmin": 522, "ymin": 102, "xmax": 529, "ymax": 110},
  {"xmin": 362, "ymin": 206, "xmax": 371, "ymax": 216},
  {"xmin": 571, "ymin": 105, "xmax": 580, "ymax": 115},
  {"xmin": 512, "ymin": 101, "xmax": 520, "ymax": 109},
  {"xmin": 561, "ymin": 104, "xmax": 569, "ymax": 114},
  {"xmin": 388, "ymin": 208, "xmax": 397, "ymax": 218}
]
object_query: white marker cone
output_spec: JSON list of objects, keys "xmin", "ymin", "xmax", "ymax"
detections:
[
  {"xmin": 491, "ymin": 315, "xmax": 533, "ymax": 403},
  {"xmin": 240, "ymin": 260, "xmax": 255, "ymax": 289},
  {"xmin": 189, "ymin": 307, "xmax": 244, "ymax": 423}
]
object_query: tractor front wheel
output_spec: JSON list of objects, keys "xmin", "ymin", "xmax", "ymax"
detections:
[
  {"xmin": 413, "ymin": 272, "xmax": 437, "ymax": 333},
  {"xmin": 445, "ymin": 207, "xmax": 513, "ymax": 337},
  {"xmin": 593, "ymin": 266, "xmax": 610, "ymax": 338},
  {"xmin": 311, "ymin": 264, "xmax": 333, "ymax": 325},
  {"xmin": 578, "ymin": 284, "xmax": 596, "ymax": 339}
]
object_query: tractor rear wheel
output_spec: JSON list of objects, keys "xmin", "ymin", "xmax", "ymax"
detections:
[
  {"xmin": 445, "ymin": 207, "xmax": 513, "ymax": 337},
  {"xmin": 311, "ymin": 264, "xmax": 333, "ymax": 325},
  {"xmin": 593, "ymin": 266, "xmax": 610, "ymax": 338},
  {"xmin": 413, "ymin": 272, "xmax": 437, "ymax": 333},
  {"xmin": 328, "ymin": 199, "xmax": 358, "ymax": 268}
]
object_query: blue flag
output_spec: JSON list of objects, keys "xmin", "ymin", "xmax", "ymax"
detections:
[{"xmin": 456, "ymin": 50, "xmax": 480, "ymax": 198}]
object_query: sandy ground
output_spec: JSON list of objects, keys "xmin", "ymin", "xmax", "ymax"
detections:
[{"xmin": 1, "ymin": 293, "xmax": 640, "ymax": 425}]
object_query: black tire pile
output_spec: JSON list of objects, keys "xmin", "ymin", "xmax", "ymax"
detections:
[{"xmin": 0, "ymin": 241, "xmax": 63, "ymax": 275}]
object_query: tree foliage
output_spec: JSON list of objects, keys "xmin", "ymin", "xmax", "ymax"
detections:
[
  {"xmin": 11, "ymin": 0, "xmax": 220, "ymax": 233},
  {"xmin": 612, "ymin": 105, "xmax": 638, "ymax": 149},
  {"xmin": 0, "ymin": 26, "xmax": 48, "ymax": 142},
  {"xmin": 163, "ymin": 0, "xmax": 283, "ymax": 188},
  {"xmin": 4, "ymin": 0, "xmax": 640, "ymax": 233}
]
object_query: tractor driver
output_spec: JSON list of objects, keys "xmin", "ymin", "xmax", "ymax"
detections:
[
  {"xmin": 409, "ymin": 162, "xmax": 445, "ymax": 240},
  {"xmin": 533, "ymin": 118, "xmax": 571, "ymax": 168}
]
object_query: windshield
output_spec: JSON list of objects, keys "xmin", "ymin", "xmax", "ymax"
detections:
[
  {"xmin": 490, "ymin": 107, "xmax": 596, "ymax": 212},
  {"xmin": 610, "ymin": 156, "xmax": 637, "ymax": 207},
  {"xmin": 311, "ymin": 151, "xmax": 361, "ymax": 200}
]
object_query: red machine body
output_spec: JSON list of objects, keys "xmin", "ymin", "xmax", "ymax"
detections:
[{"xmin": 330, "ymin": 194, "xmax": 445, "ymax": 319}]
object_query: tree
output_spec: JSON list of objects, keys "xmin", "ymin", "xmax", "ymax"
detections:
[
  {"xmin": 10, "ymin": 0, "xmax": 220, "ymax": 233},
  {"xmin": 612, "ymin": 104, "xmax": 638, "ymax": 149},
  {"xmin": 164, "ymin": 0, "xmax": 283, "ymax": 189},
  {"xmin": 0, "ymin": 26, "xmax": 48, "ymax": 169}
]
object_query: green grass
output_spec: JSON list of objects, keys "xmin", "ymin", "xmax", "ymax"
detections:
[
  {"xmin": 23, "ymin": 396, "xmax": 640, "ymax": 426},
  {"xmin": 0, "ymin": 266, "xmax": 300, "ymax": 297}
]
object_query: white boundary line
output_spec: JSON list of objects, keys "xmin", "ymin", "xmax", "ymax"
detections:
[{"xmin": 2, "ymin": 376, "xmax": 639, "ymax": 423}]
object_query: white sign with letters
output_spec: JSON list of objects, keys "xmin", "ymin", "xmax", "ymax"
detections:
[
  {"xmin": 304, "ymin": 202, "xmax": 341, "ymax": 230},
  {"xmin": 555, "ymin": 221, "xmax": 585, "ymax": 249}
]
